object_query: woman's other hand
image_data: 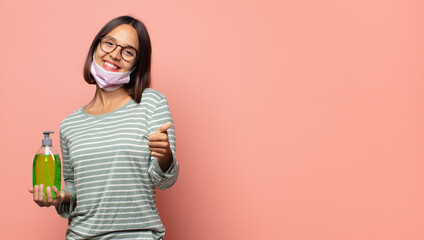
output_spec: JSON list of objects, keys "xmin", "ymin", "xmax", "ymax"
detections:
[
  {"xmin": 28, "ymin": 185, "xmax": 67, "ymax": 207},
  {"xmin": 148, "ymin": 122, "xmax": 173, "ymax": 171}
]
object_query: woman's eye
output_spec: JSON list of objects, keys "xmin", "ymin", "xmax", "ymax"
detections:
[{"xmin": 124, "ymin": 50, "xmax": 134, "ymax": 56}]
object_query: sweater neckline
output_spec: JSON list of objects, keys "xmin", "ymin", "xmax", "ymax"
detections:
[{"xmin": 80, "ymin": 99, "xmax": 134, "ymax": 119}]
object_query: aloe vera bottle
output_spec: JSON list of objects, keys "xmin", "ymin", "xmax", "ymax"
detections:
[{"xmin": 32, "ymin": 131, "xmax": 61, "ymax": 199}]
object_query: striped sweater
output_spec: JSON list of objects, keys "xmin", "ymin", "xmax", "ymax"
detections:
[{"xmin": 55, "ymin": 88, "xmax": 179, "ymax": 240}]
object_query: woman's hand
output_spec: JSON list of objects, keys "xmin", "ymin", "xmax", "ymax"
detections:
[
  {"xmin": 28, "ymin": 185, "xmax": 68, "ymax": 207},
  {"xmin": 148, "ymin": 122, "xmax": 173, "ymax": 172}
]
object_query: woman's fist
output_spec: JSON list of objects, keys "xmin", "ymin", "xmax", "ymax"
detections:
[{"xmin": 148, "ymin": 122, "xmax": 173, "ymax": 171}]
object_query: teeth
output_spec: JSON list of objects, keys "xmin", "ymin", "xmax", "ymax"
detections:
[{"xmin": 105, "ymin": 61, "xmax": 118, "ymax": 69}]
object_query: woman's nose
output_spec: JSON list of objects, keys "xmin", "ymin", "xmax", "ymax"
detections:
[{"xmin": 109, "ymin": 46, "xmax": 122, "ymax": 60}]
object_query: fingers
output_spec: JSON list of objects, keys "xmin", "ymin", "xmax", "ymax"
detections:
[
  {"xmin": 149, "ymin": 123, "xmax": 172, "ymax": 161},
  {"xmin": 33, "ymin": 184, "xmax": 46, "ymax": 207},
  {"xmin": 52, "ymin": 186, "xmax": 63, "ymax": 204},
  {"xmin": 52, "ymin": 186, "xmax": 60, "ymax": 197},
  {"xmin": 156, "ymin": 122, "xmax": 172, "ymax": 134},
  {"xmin": 148, "ymin": 141, "xmax": 168, "ymax": 148},
  {"xmin": 151, "ymin": 151, "xmax": 168, "ymax": 158},
  {"xmin": 33, "ymin": 185, "xmax": 39, "ymax": 201},
  {"xmin": 32, "ymin": 185, "xmax": 62, "ymax": 207},
  {"xmin": 28, "ymin": 187, "xmax": 34, "ymax": 193},
  {"xmin": 60, "ymin": 189, "xmax": 66, "ymax": 199},
  {"xmin": 46, "ymin": 186, "xmax": 53, "ymax": 203},
  {"xmin": 148, "ymin": 133, "xmax": 168, "ymax": 142},
  {"xmin": 33, "ymin": 185, "xmax": 47, "ymax": 207},
  {"xmin": 39, "ymin": 185, "xmax": 48, "ymax": 207},
  {"xmin": 38, "ymin": 184, "xmax": 45, "ymax": 202},
  {"xmin": 148, "ymin": 136, "xmax": 171, "ymax": 159},
  {"xmin": 149, "ymin": 147, "xmax": 168, "ymax": 155}
]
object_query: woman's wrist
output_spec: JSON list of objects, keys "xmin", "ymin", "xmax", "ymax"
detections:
[{"xmin": 158, "ymin": 152, "xmax": 173, "ymax": 172}]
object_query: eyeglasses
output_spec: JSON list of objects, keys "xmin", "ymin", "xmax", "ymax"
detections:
[{"xmin": 99, "ymin": 37, "xmax": 139, "ymax": 62}]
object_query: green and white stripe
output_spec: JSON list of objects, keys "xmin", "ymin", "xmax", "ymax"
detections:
[{"xmin": 56, "ymin": 88, "xmax": 179, "ymax": 240}]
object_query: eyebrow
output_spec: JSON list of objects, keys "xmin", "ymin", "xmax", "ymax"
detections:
[{"xmin": 104, "ymin": 36, "xmax": 138, "ymax": 50}]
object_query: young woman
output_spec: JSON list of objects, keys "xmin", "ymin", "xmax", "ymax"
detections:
[{"xmin": 29, "ymin": 15, "xmax": 179, "ymax": 240}]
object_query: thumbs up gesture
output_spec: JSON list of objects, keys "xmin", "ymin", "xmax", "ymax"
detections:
[{"xmin": 148, "ymin": 122, "xmax": 173, "ymax": 171}]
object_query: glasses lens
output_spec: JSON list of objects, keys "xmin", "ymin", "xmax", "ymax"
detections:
[
  {"xmin": 100, "ymin": 38, "xmax": 116, "ymax": 53},
  {"xmin": 122, "ymin": 47, "xmax": 137, "ymax": 61}
]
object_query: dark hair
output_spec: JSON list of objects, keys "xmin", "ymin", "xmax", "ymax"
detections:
[{"xmin": 83, "ymin": 15, "xmax": 152, "ymax": 103}]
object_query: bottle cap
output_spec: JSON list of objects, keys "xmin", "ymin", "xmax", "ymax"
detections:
[{"xmin": 42, "ymin": 131, "xmax": 54, "ymax": 146}]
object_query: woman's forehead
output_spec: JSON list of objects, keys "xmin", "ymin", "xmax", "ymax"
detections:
[{"xmin": 105, "ymin": 24, "xmax": 139, "ymax": 50}]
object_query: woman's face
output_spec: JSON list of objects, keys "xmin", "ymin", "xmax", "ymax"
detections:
[{"xmin": 94, "ymin": 24, "xmax": 139, "ymax": 73}]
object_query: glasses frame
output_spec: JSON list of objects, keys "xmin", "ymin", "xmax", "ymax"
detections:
[{"xmin": 99, "ymin": 36, "xmax": 139, "ymax": 62}]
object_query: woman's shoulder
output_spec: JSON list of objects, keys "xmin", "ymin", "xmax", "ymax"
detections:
[
  {"xmin": 59, "ymin": 107, "xmax": 85, "ymax": 129},
  {"xmin": 141, "ymin": 88, "xmax": 168, "ymax": 103}
]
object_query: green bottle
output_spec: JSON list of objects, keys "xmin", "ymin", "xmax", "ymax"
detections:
[{"xmin": 32, "ymin": 131, "xmax": 61, "ymax": 199}]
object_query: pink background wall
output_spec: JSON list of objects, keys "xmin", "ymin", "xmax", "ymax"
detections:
[{"xmin": 1, "ymin": 0, "xmax": 423, "ymax": 239}]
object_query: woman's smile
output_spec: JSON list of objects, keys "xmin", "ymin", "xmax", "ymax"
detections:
[{"xmin": 103, "ymin": 60, "xmax": 121, "ymax": 72}]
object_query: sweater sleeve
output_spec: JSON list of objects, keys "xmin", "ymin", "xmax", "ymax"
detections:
[
  {"xmin": 147, "ymin": 97, "xmax": 180, "ymax": 190},
  {"xmin": 55, "ymin": 129, "xmax": 77, "ymax": 219}
]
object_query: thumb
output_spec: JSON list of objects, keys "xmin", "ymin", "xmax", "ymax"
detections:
[
  {"xmin": 60, "ymin": 190, "xmax": 66, "ymax": 199},
  {"xmin": 156, "ymin": 122, "xmax": 172, "ymax": 134}
]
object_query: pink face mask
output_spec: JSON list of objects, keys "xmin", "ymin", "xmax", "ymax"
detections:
[{"xmin": 90, "ymin": 56, "xmax": 133, "ymax": 92}]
